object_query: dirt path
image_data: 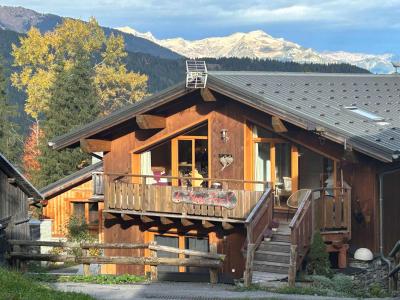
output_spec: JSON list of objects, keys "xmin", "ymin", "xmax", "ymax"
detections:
[{"xmin": 51, "ymin": 282, "xmax": 389, "ymax": 300}]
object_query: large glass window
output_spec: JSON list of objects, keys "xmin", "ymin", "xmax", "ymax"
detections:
[
  {"xmin": 254, "ymin": 142, "xmax": 271, "ymax": 191},
  {"xmin": 275, "ymin": 143, "xmax": 291, "ymax": 186}
]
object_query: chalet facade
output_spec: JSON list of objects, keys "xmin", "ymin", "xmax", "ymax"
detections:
[
  {"xmin": 49, "ymin": 71, "xmax": 400, "ymax": 283},
  {"xmin": 0, "ymin": 153, "xmax": 42, "ymax": 246},
  {"xmin": 41, "ymin": 162, "xmax": 104, "ymax": 238}
]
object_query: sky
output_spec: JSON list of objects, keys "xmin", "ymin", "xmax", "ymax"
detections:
[{"xmin": 2, "ymin": 0, "xmax": 400, "ymax": 55}]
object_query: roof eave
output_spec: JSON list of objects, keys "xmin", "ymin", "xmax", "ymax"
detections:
[{"xmin": 50, "ymin": 82, "xmax": 189, "ymax": 151}]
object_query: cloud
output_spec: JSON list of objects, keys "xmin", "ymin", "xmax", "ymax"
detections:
[{"xmin": 2, "ymin": 0, "xmax": 400, "ymax": 30}]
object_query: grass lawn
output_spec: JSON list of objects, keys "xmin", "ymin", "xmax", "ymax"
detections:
[
  {"xmin": 31, "ymin": 273, "xmax": 147, "ymax": 284},
  {"xmin": 0, "ymin": 267, "xmax": 94, "ymax": 300}
]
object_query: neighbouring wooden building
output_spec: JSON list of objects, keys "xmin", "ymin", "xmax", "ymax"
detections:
[
  {"xmin": 41, "ymin": 161, "xmax": 104, "ymax": 238},
  {"xmin": 0, "ymin": 153, "xmax": 42, "ymax": 241},
  {"xmin": 48, "ymin": 70, "xmax": 400, "ymax": 283}
]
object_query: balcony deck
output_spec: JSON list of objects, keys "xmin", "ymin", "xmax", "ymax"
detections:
[{"xmin": 103, "ymin": 174, "xmax": 267, "ymax": 223}]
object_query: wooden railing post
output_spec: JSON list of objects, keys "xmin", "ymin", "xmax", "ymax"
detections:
[
  {"xmin": 141, "ymin": 176, "xmax": 147, "ymax": 212},
  {"xmin": 150, "ymin": 241, "xmax": 158, "ymax": 281},
  {"xmin": 209, "ymin": 242, "xmax": 218, "ymax": 284},
  {"xmin": 288, "ymin": 244, "xmax": 297, "ymax": 287},
  {"xmin": 244, "ymin": 243, "xmax": 255, "ymax": 287},
  {"xmin": 82, "ymin": 247, "xmax": 91, "ymax": 276}
]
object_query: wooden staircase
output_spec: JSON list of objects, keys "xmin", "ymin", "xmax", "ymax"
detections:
[{"xmin": 252, "ymin": 222, "xmax": 291, "ymax": 283}]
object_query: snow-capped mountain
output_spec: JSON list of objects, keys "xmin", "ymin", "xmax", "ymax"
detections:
[{"xmin": 116, "ymin": 27, "xmax": 394, "ymax": 74}]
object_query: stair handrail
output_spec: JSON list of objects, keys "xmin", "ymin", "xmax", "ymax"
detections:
[
  {"xmin": 389, "ymin": 240, "xmax": 400, "ymax": 258},
  {"xmin": 288, "ymin": 189, "xmax": 313, "ymax": 287},
  {"xmin": 243, "ymin": 187, "xmax": 274, "ymax": 286},
  {"xmin": 388, "ymin": 239, "xmax": 400, "ymax": 290}
]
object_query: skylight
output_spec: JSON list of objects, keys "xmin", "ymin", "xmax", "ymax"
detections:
[{"xmin": 345, "ymin": 106, "xmax": 385, "ymax": 122}]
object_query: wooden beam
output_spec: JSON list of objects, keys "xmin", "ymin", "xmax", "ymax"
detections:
[
  {"xmin": 140, "ymin": 215, "xmax": 155, "ymax": 223},
  {"xmin": 160, "ymin": 217, "xmax": 174, "ymax": 225},
  {"xmin": 181, "ymin": 218, "xmax": 195, "ymax": 227},
  {"xmin": 80, "ymin": 138, "xmax": 111, "ymax": 153},
  {"xmin": 200, "ymin": 88, "xmax": 217, "ymax": 102},
  {"xmin": 136, "ymin": 115, "xmax": 166, "ymax": 129},
  {"xmin": 272, "ymin": 116, "xmax": 288, "ymax": 133},
  {"xmin": 202, "ymin": 220, "xmax": 214, "ymax": 229},
  {"xmin": 222, "ymin": 222, "xmax": 234, "ymax": 230}
]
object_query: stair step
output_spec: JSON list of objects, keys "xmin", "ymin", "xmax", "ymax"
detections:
[
  {"xmin": 271, "ymin": 233, "xmax": 290, "ymax": 243},
  {"xmin": 252, "ymin": 271, "xmax": 288, "ymax": 283},
  {"xmin": 254, "ymin": 250, "xmax": 290, "ymax": 263},
  {"xmin": 253, "ymin": 260, "xmax": 290, "ymax": 274},
  {"xmin": 258, "ymin": 241, "xmax": 290, "ymax": 253}
]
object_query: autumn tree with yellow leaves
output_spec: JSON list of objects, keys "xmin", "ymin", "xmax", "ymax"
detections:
[
  {"xmin": 12, "ymin": 18, "xmax": 148, "ymax": 186},
  {"xmin": 12, "ymin": 18, "xmax": 148, "ymax": 122}
]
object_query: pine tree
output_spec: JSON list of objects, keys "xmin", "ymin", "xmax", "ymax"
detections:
[
  {"xmin": 0, "ymin": 58, "xmax": 21, "ymax": 163},
  {"xmin": 36, "ymin": 56, "xmax": 100, "ymax": 187}
]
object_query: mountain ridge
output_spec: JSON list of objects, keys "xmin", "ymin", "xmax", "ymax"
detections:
[
  {"xmin": 117, "ymin": 27, "xmax": 394, "ymax": 74},
  {"xmin": 0, "ymin": 5, "xmax": 181, "ymax": 59}
]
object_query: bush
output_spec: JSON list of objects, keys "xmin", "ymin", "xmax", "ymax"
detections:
[
  {"xmin": 306, "ymin": 231, "xmax": 333, "ymax": 277},
  {"xmin": 65, "ymin": 216, "xmax": 100, "ymax": 257}
]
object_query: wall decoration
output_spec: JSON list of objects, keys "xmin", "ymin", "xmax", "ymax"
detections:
[
  {"xmin": 172, "ymin": 187, "xmax": 237, "ymax": 209},
  {"xmin": 219, "ymin": 154, "xmax": 233, "ymax": 171}
]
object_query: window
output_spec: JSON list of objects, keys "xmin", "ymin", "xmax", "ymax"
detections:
[
  {"xmin": 345, "ymin": 106, "xmax": 386, "ymax": 122},
  {"xmin": 71, "ymin": 201, "xmax": 99, "ymax": 226},
  {"xmin": 72, "ymin": 202, "xmax": 85, "ymax": 221}
]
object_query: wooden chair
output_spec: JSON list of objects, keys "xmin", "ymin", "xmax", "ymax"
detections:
[{"xmin": 286, "ymin": 189, "xmax": 310, "ymax": 220}]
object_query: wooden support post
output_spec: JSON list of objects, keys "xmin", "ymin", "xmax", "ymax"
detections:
[
  {"xmin": 244, "ymin": 243, "xmax": 255, "ymax": 287},
  {"xmin": 82, "ymin": 248, "xmax": 91, "ymax": 276},
  {"xmin": 209, "ymin": 243, "xmax": 218, "ymax": 284},
  {"xmin": 150, "ymin": 241, "xmax": 158, "ymax": 281},
  {"xmin": 288, "ymin": 244, "xmax": 297, "ymax": 288},
  {"xmin": 14, "ymin": 245, "xmax": 21, "ymax": 269}
]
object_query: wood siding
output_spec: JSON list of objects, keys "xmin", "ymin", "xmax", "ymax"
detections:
[
  {"xmin": 42, "ymin": 180, "xmax": 99, "ymax": 237},
  {"xmin": 0, "ymin": 169, "xmax": 30, "ymax": 240},
  {"xmin": 382, "ymin": 170, "xmax": 400, "ymax": 254}
]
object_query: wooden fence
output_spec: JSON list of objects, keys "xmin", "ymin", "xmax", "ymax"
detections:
[{"xmin": 6, "ymin": 240, "xmax": 225, "ymax": 284}]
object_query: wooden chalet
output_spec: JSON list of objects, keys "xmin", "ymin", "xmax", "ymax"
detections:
[
  {"xmin": 41, "ymin": 161, "xmax": 104, "ymax": 238},
  {"xmin": 0, "ymin": 153, "xmax": 42, "ymax": 241},
  {"xmin": 48, "ymin": 70, "xmax": 400, "ymax": 283}
]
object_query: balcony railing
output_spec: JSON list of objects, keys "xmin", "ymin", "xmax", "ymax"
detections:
[{"xmin": 103, "ymin": 174, "xmax": 269, "ymax": 221}]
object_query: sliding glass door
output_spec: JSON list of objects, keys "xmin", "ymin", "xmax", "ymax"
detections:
[{"xmin": 251, "ymin": 124, "xmax": 296, "ymax": 194}]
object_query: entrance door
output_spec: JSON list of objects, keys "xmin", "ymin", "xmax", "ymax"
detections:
[
  {"xmin": 250, "ymin": 124, "xmax": 297, "ymax": 193},
  {"xmin": 155, "ymin": 235, "xmax": 179, "ymax": 273}
]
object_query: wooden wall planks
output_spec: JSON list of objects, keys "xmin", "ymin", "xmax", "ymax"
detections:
[{"xmin": 0, "ymin": 169, "xmax": 30, "ymax": 240}]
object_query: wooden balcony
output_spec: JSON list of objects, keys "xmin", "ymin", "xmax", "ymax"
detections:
[{"xmin": 103, "ymin": 174, "xmax": 267, "ymax": 223}]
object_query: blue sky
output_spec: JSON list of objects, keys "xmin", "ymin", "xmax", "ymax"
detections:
[{"xmin": 3, "ymin": 0, "xmax": 400, "ymax": 54}]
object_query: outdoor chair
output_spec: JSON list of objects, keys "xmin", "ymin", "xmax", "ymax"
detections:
[{"xmin": 286, "ymin": 189, "xmax": 310, "ymax": 221}]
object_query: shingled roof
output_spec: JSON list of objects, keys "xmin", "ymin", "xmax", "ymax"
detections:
[
  {"xmin": 0, "ymin": 153, "xmax": 42, "ymax": 200},
  {"xmin": 50, "ymin": 71, "xmax": 400, "ymax": 162}
]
